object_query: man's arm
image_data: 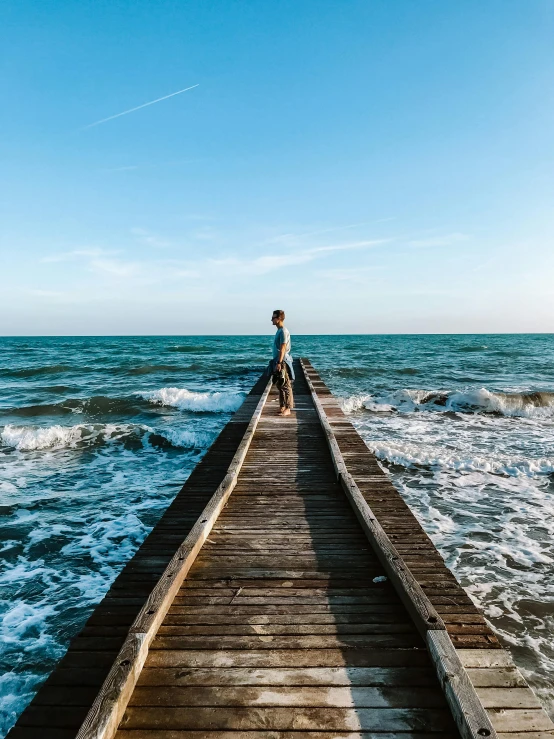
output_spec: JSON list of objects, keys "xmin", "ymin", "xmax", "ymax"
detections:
[{"xmin": 276, "ymin": 341, "xmax": 287, "ymax": 371}]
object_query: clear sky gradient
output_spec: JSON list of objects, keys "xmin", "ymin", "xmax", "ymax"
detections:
[{"xmin": 1, "ymin": 0, "xmax": 553, "ymax": 335}]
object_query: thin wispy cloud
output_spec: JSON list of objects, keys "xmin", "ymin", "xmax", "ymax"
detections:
[
  {"xmin": 82, "ymin": 84, "xmax": 199, "ymax": 129},
  {"xmin": 309, "ymin": 239, "xmax": 390, "ymax": 254},
  {"xmin": 268, "ymin": 219, "xmax": 396, "ymax": 245},
  {"xmin": 209, "ymin": 239, "xmax": 389, "ymax": 275},
  {"xmin": 82, "ymin": 253, "xmax": 200, "ymax": 284},
  {"xmin": 269, "ymin": 223, "xmax": 367, "ymax": 244},
  {"xmin": 407, "ymin": 232, "xmax": 469, "ymax": 248}
]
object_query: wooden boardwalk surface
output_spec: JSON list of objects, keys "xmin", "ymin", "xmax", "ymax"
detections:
[{"xmin": 8, "ymin": 360, "xmax": 554, "ymax": 739}]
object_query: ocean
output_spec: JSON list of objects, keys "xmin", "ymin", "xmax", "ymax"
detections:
[{"xmin": 0, "ymin": 333, "xmax": 553, "ymax": 734}]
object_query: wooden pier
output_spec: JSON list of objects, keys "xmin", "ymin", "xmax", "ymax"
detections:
[{"xmin": 8, "ymin": 360, "xmax": 554, "ymax": 739}]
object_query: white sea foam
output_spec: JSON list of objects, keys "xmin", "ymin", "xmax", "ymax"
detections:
[
  {"xmin": 0, "ymin": 422, "xmax": 213, "ymax": 452},
  {"xmin": 340, "ymin": 394, "xmax": 373, "ymax": 413},
  {"xmin": 1, "ymin": 424, "xmax": 85, "ymax": 450},
  {"xmin": 447, "ymin": 388, "xmax": 554, "ymax": 417},
  {"xmin": 341, "ymin": 387, "xmax": 554, "ymax": 418},
  {"xmin": 160, "ymin": 427, "xmax": 215, "ymax": 448},
  {"xmin": 140, "ymin": 386, "xmax": 244, "ymax": 413},
  {"xmin": 0, "ymin": 599, "xmax": 58, "ymax": 645},
  {"xmin": 349, "ymin": 395, "xmax": 554, "ymax": 719},
  {"xmin": 0, "ymin": 423, "xmax": 139, "ymax": 451},
  {"xmin": 369, "ymin": 439, "xmax": 554, "ymax": 477},
  {"xmin": 0, "ymin": 671, "xmax": 42, "ymax": 739},
  {"xmin": 60, "ymin": 513, "xmax": 148, "ymax": 566}
]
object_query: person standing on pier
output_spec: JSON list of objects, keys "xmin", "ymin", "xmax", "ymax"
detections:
[{"xmin": 271, "ymin": 309, "xmax": 294, "ymax": 416}]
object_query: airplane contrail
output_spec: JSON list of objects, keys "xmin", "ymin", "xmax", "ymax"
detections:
[{"xmin": 82, "ymin": 84, "xmax": 199, "ymax": 129}]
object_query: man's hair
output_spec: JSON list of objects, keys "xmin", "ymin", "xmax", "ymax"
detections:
[{"xmin": 272, "ymin": 309, "xmax": 285, "ymax": 320}]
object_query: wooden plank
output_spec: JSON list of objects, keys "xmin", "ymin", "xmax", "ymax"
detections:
[
  {"xmin": 465, "ymin": 669, "xmax": 527, "ymax": 689},
  {"xmin": 135, "ymin": 666, "xmax": 437, "ymax": 687},
  {"xmin": 163, "ymin": 612, "xmax": 404, "ymax": 625},
  {"xmin": 488, "ymin": 709, "xmax": 554, "ymax": 733},
  {"xmin": 74, "ymin": 379, "xmax": 273, "ymax": 739},
  {"xmin": 458, "ymin": 651, "xmax": 514, "ymax": 669},
  {"xmin": 155, "ymin": 623, "xmax": 415, "ymax": 636},
  {"xmin": 115, "ymin": 732, "xmax": 460, "ymax": 739},
  {"xmin": 168, "ymin": 600, "xmax": 402, "ymax": 612},
  {"xmin": 475, "ymin": 688, "xmax": 542, "ymax": 709},
  {"xmin": 150, "ymin": 634, "xmax": 423, "ymax": 649},
  {"xmin": 119, "ymin": 706, "xmax": 456, "ymax": 732},
  {"xmin": 145, "ymin": 648, "xmax": 431, "ymax": 669},
  {"xmin": 128, "ymin": 685, "xmax": 449, "ymax": 708}
]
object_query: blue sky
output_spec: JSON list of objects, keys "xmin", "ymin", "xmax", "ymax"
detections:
[{"xmin": 1, "ymin": 0, "xmax": 553, "ymax": 335}]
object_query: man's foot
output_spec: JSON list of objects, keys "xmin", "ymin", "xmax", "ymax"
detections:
[{"xmin": 278, "ymin": 408, "xmax": 291, "ymax": 416}]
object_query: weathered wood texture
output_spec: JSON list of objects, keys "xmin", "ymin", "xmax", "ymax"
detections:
[
  {"xmin": 110, "ymin": 362, "xmax": 460, "ymax": 739},
  {"xmin": 301, "ymin": 358, "xmax": 554, "ymax": 739},
  {"xmin": 74, "ymin": 378, "xmax": 273, "ymax": 739},
  {"xmin": 300, "ymin": 360, "xmax": 496, "ymax": 739},
  {"xmin": 7, "ymin": 375, "xmax": 270, "ymax": 739},
  {"xmin": 9, "ymin": 361, "xmax": 553, "ymax": 739}
]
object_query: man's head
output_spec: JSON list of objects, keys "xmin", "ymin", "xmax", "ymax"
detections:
[{"xmin": 271, "ymin": 309, "xmax": 285, "ymax": 327}]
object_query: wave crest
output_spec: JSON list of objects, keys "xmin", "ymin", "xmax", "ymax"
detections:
[
  {"xmin": 0, "ymin": 423, "xmax": 212, "ymax": 452},
  {"xmin": 341, "ymin": 387, "xmax": 554, "ymax": 418},
  {"xmin": 140, "ymin": 387, "xmax": 244, "ymax": 413}
]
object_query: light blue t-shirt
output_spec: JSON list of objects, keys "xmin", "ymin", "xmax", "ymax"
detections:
[{"xmin": 273, "ymin": 326, "xmax": 291, "ymax": 360}]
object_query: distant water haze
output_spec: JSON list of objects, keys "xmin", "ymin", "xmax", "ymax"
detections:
[{"xmin": 0, "ymin": 334, "xmax": 553, "ymax": 735}]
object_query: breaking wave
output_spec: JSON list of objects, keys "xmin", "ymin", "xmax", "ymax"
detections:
[
  {"xmin": 341, "ymin": 387, "xmax": 554, "ymax": 418},
  {"xmin": 0, "ymin": 423, "xmax": 212, "ymax": 452},
  {"xmin": 140, "ymin": 387, "xmax": 244, "ymax": 413},
  {"xmin": 6, "ymin": 386, "xmax": 245, "ymax": 419}
]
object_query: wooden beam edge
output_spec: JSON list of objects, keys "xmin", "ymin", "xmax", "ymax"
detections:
[
  {"xmin": 428, "ymin": 631, "xmax": 498, "ymax": 739},
  {"xmin": 75, "ymin": 377, "xmax": 273, "ymax": 739},
  {"xmin": 299, "ymin": 358, "xmax": 499, "ymax": 739},
  {"xmin": 299, "ymin": 359, "xmax": 444, "ymax": 635}
]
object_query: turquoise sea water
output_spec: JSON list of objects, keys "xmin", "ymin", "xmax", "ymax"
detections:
[{"xmin": 1, "ymin": 334, "xmax": 553, "ymax": 733}]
